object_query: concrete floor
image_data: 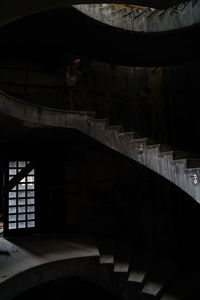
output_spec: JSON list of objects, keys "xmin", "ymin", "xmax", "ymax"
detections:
[{"xmin": 0, "ymin": 234, "xmax": 100, "ymax": 299}]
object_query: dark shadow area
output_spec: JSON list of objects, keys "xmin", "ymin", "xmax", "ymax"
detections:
[
  {"xmin": 0, "ymin": 7, "xmax": 200, "ymax": 67},
  {"xmin": 13, "ymin": 276, "xmax": 121, "ymax": 300}
]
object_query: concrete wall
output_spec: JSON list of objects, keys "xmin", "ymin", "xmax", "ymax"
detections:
[{"xmin": 0, "ymin": 59, "xmax": 65, "ymax": 109}]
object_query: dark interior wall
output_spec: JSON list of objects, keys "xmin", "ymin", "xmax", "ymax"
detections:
[
  {"xmin": 162, "ymin": 63, "xmax": 200, "ymax": 153},
  {"xmin": 1, "ymin": 58, "xmax": 200, "ymax": 152},
  {"xmin": 0, "ymin": 59, "xmax": 65, "ymax": 108},
  {"xmin": 76, "ymin": 59, "xmax": 200, "ymax": 153},
  {"xmin": 19, "ymin": 128, "xmax": 200, "ymax": 260},
  {"xmin": 13, "ymin": 276, "xmax": 121, "ymax": 300},
  {"xmin": 36, "ymin": 140, "xmax": 134, "ymax": 236}
]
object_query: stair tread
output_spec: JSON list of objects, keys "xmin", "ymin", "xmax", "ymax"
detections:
[
  {"xmin": 128, "ymin": 252, "xmax": 154, "ymax": 283},
  {"xmin": 96, "ymin": 236, "xmax": 114, "ymax": 265},
  {"xmin": 118, "ymin": 131, "xmax": 135, "ymax": 136},
  {"xmin": 100, "ymin": 253, "xmax": 114, "ymax": 264},
  {"xmin": 114, "ymin": 241, "xmax": 131, "ymax": 273},
  {"xmin": 142, "ymin": 259, "xmax": 178, "ymax": 296}
]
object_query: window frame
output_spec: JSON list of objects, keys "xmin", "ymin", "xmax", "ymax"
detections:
[{"xmin": 3, "ymin": 159, "xmax": 38, "ymax": 237}]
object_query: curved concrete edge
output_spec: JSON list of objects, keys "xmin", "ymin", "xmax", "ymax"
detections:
[
  {"xmin": 0, "ymin": 90, "xmax": 96, "ymax": 128},
  {"xmin": 0, "ymin": 258, "xmax": 101, "ymax": 300},
  {"xmin": 73, "ymin": 1, "xmax": 200, "ymax": 32},
  {"xmin": 0, "ymin": 235, "xmax": 100, "ymax": 300},
  {"xmin": 0, "ymin": 91, "xmax": 200, "ymax": 203},
  {"xmin": 0, "ymin": 0, "xmax": 181, "ymax": 28}
]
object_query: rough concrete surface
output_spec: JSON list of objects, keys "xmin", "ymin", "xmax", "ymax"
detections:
[{"xmin": 74, "ymin": 1, "xmax": 200, "ymax": 32}]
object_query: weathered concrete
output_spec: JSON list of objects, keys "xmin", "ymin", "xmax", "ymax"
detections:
[
  {"xmin": 74, "ymin": 1, "xmax": 200, "ymax": 32},
  {"xmin": 0, "ymin": 0, "xmax": 186, "ymax": 29},
  {"xmin": 1, "ymin": 90, "xmax": 200, "ymax": 203}
]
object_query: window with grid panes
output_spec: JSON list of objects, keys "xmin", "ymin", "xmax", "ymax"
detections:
[{"xmin": 8, "ymin": 161, "xmax": 35, "ymax": 230}]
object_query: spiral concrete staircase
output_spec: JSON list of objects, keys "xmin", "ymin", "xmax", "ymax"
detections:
[
  {"xmin": 74, "ymin": 0, "xmax": 200, "ymax": 32},
  {"xmin": 1, "ymin": 90, "xmax": 200, "ymax": 204}
]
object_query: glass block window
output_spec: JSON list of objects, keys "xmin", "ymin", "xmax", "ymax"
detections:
[{"xmin": 8, "ymin": 161, "xmax": 35, "ymax": 230}]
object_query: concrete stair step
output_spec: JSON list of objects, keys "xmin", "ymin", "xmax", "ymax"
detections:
[
  {"xmin": 133, "ymin": 10, "xmax": 146, "ymax": 19},
  {"xmin": 118, "ymin": 131, "xmax": 142, "ymax": 141},
  {"xmin": 87, "ymin": 118, "xmax": 109, "ymax": 130},
  {"xmin": 171, "ymin": 158, "xmax": 187, "ymax": 169},
  {"xmin": 179, "ymin": 1, "xmax": 190, "ymax": 11},
  {"xmin": 132, "ymin": 9, "xmax": 146, "ymax": 18},
  {"xmin": 128, "ymin": 252, "xmax": 154, "ymax": 283},
  {"xmin": 146, "ymin": 8, "xmax": 157, "ymax": 18},
  {"xmin": 159, "ymin": 144, "xmax": 174, "ymax": 153},
  {"xmin": 158, "ymin": 9, "xmax": 166, "ymax": 17},
  {"xmin": 114, "ymin": 242, "xmax": 131, "ymax": 274},
  {"xmin": 123, "ymin": 8, "xmax": 137, "ymax": 17},
  {"xmin": 99, "ymin": 5, "xmax": 114, "ymax": 11},
  {"xmin": 146, "ymin": 144, "xmax": 173, "ymax": 153},
  {"xmin": 172, "ymin": 151, "xmax": 191, "ymax": 160},
  {"xmin": 134, "ymin": 137, "xmax": 149, "ymax": 144},
  {"xmin": 187, "ymin": 159, "xmax": 200, "ymax": 169},
  {"xmin": 111, "ymin": 8, "xmax": 127, "ymax": 16},
  {"xmin": 96, "ymin": 236, "xmax": 114, "ymax": 264},
  {"xmin": 107, "ymin": 125, "xmax": 124, "ymax": 132},
  {"xmin": 159, "ymin": 150, "xmax": 174, "ymax": 159},
  {"xmin": 93, "ymin": 118, "xmax": 109, "ymax": 124},
  {"xmin": 141, "ymin": 259, "xmax": 179, "ymax": 297}
]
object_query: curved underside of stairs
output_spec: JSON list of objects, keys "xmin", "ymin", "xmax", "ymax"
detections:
[
  {"xmin": 0, "ymin": 0, "xmax": 188, "ymax": 29},
  {"xmin": 74, "ymin": 0, "xmax": 200, "ymax": 32},
  {"xmin": 1, "ymin": 91, "xmax": 200, "ymax": 203}
]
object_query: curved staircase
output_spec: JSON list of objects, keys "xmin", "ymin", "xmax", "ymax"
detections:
[
  {"xmin": 1, "ymin": 90, "xmax": 200, "ymax": 203},
  {"xmin": 74, "ymin": 0, "xmax": 200, "ymax": 32}
]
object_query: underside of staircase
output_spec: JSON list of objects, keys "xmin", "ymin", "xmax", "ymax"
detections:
[
  {"xmin": 74, "ymin": 0, "xmax": 200, "ymax": 32},
  {"xmin": 0, "ymin": 0, "xmax": 190, "ymax": 30},
  {"xmin": 1, "ymin": 91, "xmax": 200, "ymax": 203}
]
